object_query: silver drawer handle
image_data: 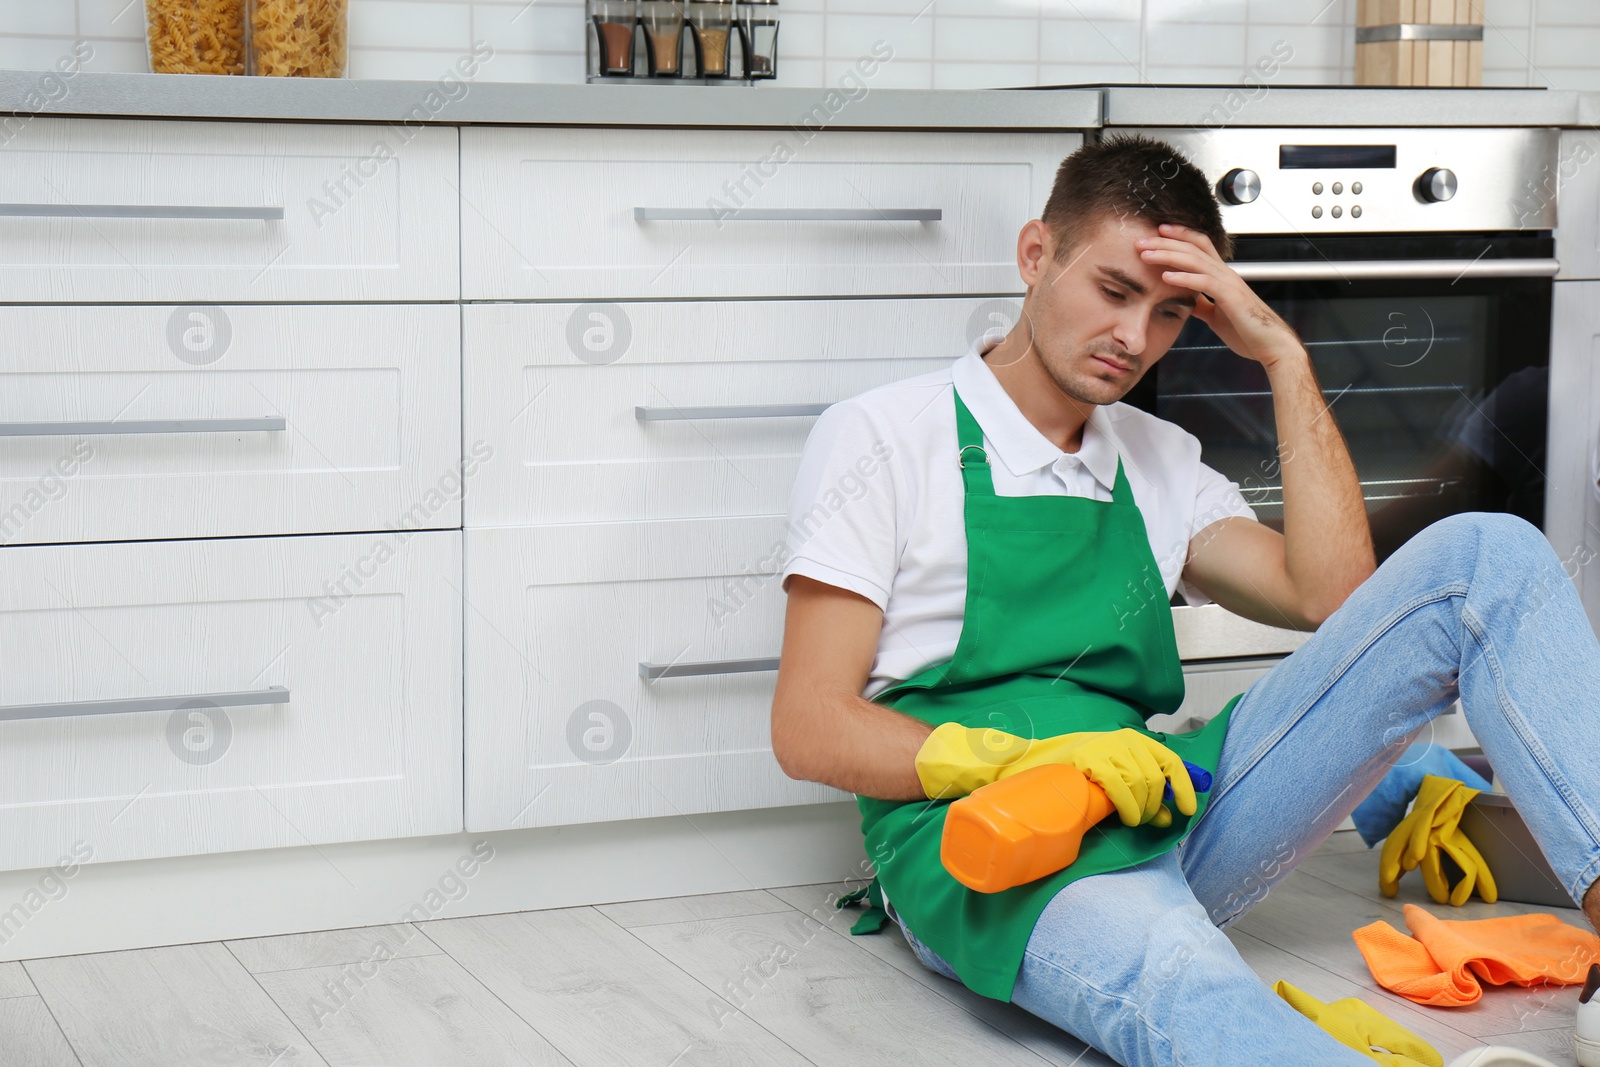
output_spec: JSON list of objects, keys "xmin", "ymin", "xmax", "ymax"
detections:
[
  {"xmin": 0, "ymin": 686, "xmax": 290, "ymax": 722},
  {"xmin": 634, "ymin": 207, "xmax": 941, "ymax": 222},
  {"xmin": 0, "ymin": 416, "xmax": 286, "ymax": 437},
  {"xmin": 0, "ymin": 204, "xmax": 285, "ymax": 220},
  {"xmin": 635, "ymin": 403, "xmax": 831, "ymax": 422},
  {"xmin": 1232, "ymin": 258, "xmax": 1560, "ymax": 282},
  {"xmin": 639, "ymin": 657, "xmax": 780, "ymax": 680}
]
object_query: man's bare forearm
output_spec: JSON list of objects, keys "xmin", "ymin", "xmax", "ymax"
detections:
[
  {"xmin": 1265, "ymin": 346, "xmax": 1376, "ymax": 623},
  {"xmin": 772, "ymin": 683, "xmax": 932, "ymax": 801}
]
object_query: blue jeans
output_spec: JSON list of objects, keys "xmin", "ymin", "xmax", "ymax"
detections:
[{"xmin": 890, "ymin": 513, "xmax": 1600, "ymax": 1066}]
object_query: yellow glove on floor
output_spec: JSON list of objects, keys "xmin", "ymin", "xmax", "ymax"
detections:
[
  {"xmin": 1420, "ymin": 814, "xmax": 1498, "ymax": 907},
  {"xmin": 1378, "ymin": 774, "xmax": 1497, "ymax": 905},
  {"xmin": 914, "ymin": 723, "xmax": 1196, "ymax": 827},
  {"xmin": 1274, "ymin": 980, "xmax": 1443, "ymax": 1067}
]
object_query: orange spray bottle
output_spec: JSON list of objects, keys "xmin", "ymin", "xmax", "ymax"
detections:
[{"xmin": 941, "ymin": 759, "xmax": 1211, "ymax": 894}]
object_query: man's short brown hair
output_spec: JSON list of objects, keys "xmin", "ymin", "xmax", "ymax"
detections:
[{"xmin": 1040, "ymin": 133, "xmax": 1233, "ymax": 262}]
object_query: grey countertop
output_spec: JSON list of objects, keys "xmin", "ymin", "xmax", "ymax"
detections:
[
  {"xmin": 1096, "ymin": 84, "xmax": 1585, "ymax": 129},
  {"xmin": 0, "ymin": 69, "xmax": 1594, "ymax": 129},
  {"xmin": 0, "ymin": 70, "xmax": 1101, "ymax": 129}
]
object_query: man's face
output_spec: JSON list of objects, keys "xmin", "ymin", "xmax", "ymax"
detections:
[{"xmin": 1013, "ymin": 213, "xmax": 1200, "ymax": 406}]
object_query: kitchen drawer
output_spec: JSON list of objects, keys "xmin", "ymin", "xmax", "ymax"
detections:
[
  {"xmin": 1161, "ymin": 659, "xmax": 1273, "ymax": 732},
  {"xmin": 460, "ymin": 127, "xmax": 1076, "ymax": 299},
  {"xmin": 0, "ymin": 118, "xmax": 458, "ymax": 302},
  {"xmin": 0, "ymin": 304, "xmax": 461, "ymax": 545},
  {"xmin": 0, "ymin": 531, "xmax": 462, "ymax": 872},
  {"xmin": 465, "ymin": 518, "xmax": 841, "ymax": 831},
  {"xmin": 464, "ymin": 296, "xmax": 994, "ymax": 525}
]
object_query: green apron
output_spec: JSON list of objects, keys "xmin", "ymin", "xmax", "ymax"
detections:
[{"xmin": 847, "ymin": 384, "xmax": 1240, "ymax": 1003}]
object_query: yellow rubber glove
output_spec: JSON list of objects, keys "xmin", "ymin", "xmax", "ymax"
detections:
[
  {"xmin": 914, "ymin": 723, "xmax": 1197, "ymax": 828},
  {"xmin": 1378, "ymin": 774, "xmax": 1496, "ymax": 905},
  {"xmin": 1274, "ymin": 980, "xmax": 1443, "ymax": 1067},
  {"xmin": 1419, "ymin": 796, "xmax": 1498, "ymax": 906}
]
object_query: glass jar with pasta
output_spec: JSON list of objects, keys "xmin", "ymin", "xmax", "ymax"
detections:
[
  {"xmin": 145, "ymin": 0, "xmax": 248, "ymax": 75},
  {"xmin": 248, "ymin": 0, "xmax": 349, "ymax": 77}
]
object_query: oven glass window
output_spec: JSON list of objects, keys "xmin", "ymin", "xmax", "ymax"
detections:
[{"xmin": 1149, "ymin": 279, "xmax": 1549, "ymax": 562}]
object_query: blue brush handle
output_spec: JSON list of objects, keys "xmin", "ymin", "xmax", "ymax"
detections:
[{"xmin": 1163, "ymin": 761, "xmax": 1213, "ymax": 804}]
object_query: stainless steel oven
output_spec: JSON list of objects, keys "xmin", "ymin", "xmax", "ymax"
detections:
[{"xmin": 1103, "ymin": 128, "xmax": 1572, "ymax": 665}]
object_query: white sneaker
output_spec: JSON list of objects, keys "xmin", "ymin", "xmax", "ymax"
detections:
[
  {"xmin": 1577, "ymin": 962, "xmax": 1600, "ymax": 1067},
  {"xmin": 1447, "ymin": 1048, "xmax": 1561, "ymax": 1067}
]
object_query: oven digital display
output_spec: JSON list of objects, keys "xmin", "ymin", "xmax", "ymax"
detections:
[{"xmin": 1279, "ymin": 144, "xmax": 1398, "ymax": 169}]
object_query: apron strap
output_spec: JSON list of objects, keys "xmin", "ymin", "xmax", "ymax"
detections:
[
  {"xmin": 836, "ymin": 877, "xmax": 890, "ymax": 935},
  {"xmin": 1110, "ymin": 455, "xmax": 1133, "ymax": 505},
  {"xmin": 957, "ymin": 385, "xmax": 1134, "ymax": 506},
  {"xmin": 953, "ymin": 387, "xmax": 995, "ymax": 498}
]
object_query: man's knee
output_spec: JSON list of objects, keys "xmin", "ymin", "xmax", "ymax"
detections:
[
  {"xmin": 1141, "ymin": 902, "xmax": 1226, "ymax": 987},
  {"xmin": 1403, "ymin": 512, "xmax": 1548, "ymax": 574},
  {"xmin": 1417, "ymin": 510, "xmax": 1538, "ymax": 546}
]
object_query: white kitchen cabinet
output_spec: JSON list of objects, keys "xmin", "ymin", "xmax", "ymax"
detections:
[
  {"xmin": 0, "ymin": 303, "xmax": 461, "ymax": 545},
  {"xmin": 464, "ymin": 517, "xmax": 842, "ymax": 831},
  {"xmin": 0, "ymin": 110, "xmax": 1092, "ymax": 912},
  {"xmin": 1162, "ymin": 659, "xmax": 1272, "ymax": 732},
  {"xmin": 0, "ymin": 531, "xmax": 462, "ymax": 871},
  {"xmin": 463, "ymin": 296, "xmax": 1003, "ymax": 525},
  {"xmin": 460, "ymin": 127, "xmax": 1077, "ymax": 300},
  {"xmin": 0, "ymin": 118, "xmax": 458, "ymax": 302}
]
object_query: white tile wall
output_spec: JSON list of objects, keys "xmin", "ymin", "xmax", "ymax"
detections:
[{"xmin": 3, "ymin": 0, "xmax": 1597, "ymax": 90}]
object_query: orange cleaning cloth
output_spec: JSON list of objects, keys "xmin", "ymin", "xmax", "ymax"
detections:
[{"xmin": 1352, "ymin": 903, "xmax": 1600, "ymax": 1007}]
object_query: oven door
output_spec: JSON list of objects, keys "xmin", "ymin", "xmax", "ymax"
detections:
[{"xmin": 1125, "ymin": 232, "xmax": 1557, "ymax": 566}]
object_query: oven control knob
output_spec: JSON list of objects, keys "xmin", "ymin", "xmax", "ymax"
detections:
[
  {"xmin": 1416, "ymin": 167, "xmax": 1458, "ymax": 203},
  {"xmin": 1218, "ymin": 168, "xmax": 1261, "ymax": 205}
]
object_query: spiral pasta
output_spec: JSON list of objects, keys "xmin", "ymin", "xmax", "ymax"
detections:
[
  {"xmin": 250, "ymin": 0, "xmax": 348, "ymax": 78},
  {"xmin": 145, "ymin": 0, "xmax": 247, "ymax": 75}
]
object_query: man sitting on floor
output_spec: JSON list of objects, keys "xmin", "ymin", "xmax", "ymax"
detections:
[{"xmin": 770, "ymin": 134, "xmax": 1599, "ymax": 1067}]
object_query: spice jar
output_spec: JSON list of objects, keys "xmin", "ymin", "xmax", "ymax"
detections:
[
  {"xmin": 736, "ymin": 0, "xmax": 778, "ymax": 79},
  {"xmin": 640, "ymin": 0, "xmax": 688, "ymax": 77},
  {"xmin": 589, "ymin": 0, "xmax": 640, "ymax": 76},
  {"xmin": 145, "ymin": 0, "xmax": 247, "ymax": 75},
  {"xmin": 248, "ymin": 0, "xmax": 349, "ymax": 77},
  {"xmin": 687, "ymin": 0, "xmax": 734, "ymax": 78}
]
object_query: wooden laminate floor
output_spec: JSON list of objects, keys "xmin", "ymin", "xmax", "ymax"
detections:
[{"xmin": 0, "ymin": 830, "xmax": 1583, "ymax": 1066}]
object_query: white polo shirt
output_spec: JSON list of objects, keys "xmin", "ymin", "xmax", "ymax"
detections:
[{"xmin": 779, "ymin": 335, "xmax": 1259, "ymax": 700}]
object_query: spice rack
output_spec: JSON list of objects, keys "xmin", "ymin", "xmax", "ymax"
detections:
[{"xmin": 586, "ymin": 0, "xmax": 778, "ymax": 85}]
